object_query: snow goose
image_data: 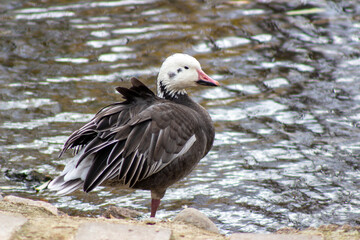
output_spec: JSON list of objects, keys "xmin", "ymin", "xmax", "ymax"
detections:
[{"xmin": 48, "ymin": 53, "xmax": 220, "ymax": 217}]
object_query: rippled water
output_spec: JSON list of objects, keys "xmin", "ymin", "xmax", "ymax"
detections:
[{"xmin": 1, "ymin": 0, "xmax": 360, "ymax": 234}]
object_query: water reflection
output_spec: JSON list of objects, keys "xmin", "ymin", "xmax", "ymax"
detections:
[{"xmin": 1, "ymin": 0, "xmax": 360, "ymax": 235}]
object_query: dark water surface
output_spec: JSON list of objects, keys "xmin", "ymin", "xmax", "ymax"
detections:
[{"xmin": 1, "ymin": 0, "xmax": 360, "ymax": 234}]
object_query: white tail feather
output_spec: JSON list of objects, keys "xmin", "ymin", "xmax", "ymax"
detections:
[{"xmin": 48, "ymin": 148, "xmax": 93, "ymax": 195}]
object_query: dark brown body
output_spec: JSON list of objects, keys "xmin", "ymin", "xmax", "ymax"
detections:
[{"xmin": 132, "ymin": 94, "xmax": 215, "ymax": 198}]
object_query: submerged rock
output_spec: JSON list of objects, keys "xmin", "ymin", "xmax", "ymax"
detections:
[
  {"xmin": 174, "ymin": 208, "xmax": 219, "ymax": 234},
  {"xmin": 4, "ymin": 169, "xmax": 51, "ymax": 185}
]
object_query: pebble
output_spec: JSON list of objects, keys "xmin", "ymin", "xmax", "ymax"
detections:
[
  {"xmin": 103, "ymin": 206, "xmax": 142, "ymax": 219},
  {"xmin": 173, "ymin": 207, "xmax": 219, "ymax": 233}
]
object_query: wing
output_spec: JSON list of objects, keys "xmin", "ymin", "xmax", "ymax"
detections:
[
  {"xmin": 61, "ymin": 79, "xmax": 202, "ymax": 192},
  {"xmin": 59, "ymin": 77, "xmax": 154, "ymax": 155}
]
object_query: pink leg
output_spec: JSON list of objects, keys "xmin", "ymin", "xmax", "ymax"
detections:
[{"xmin": 150, "ymin": 199, "xmax": 161, "ymax": 217}]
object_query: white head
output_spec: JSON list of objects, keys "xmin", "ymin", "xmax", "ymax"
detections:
[{"xmin": 157, "ymin": 53, "xmax": 219, "ymax": 98}]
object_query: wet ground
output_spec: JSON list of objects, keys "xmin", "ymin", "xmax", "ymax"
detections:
[{"xmin": 1, "ymin": 0, "xmax": 360, "ymax": 234}]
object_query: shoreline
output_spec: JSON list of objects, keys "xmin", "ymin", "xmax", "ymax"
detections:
[{"xmin": 0, "ymin": 195, "xmax": 359, "ymax": 240}]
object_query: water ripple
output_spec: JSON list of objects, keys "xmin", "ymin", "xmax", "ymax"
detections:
[
  {"xmin": 1, "ymin": 112, "xmax": 93, "ymax": 130},
  {"xmin": 0, "ymin": 98, "xmax": 56, "ymax": 110}
]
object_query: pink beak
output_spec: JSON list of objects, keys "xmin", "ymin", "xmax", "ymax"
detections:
[{"xmin": 196, "ymin": 69, "xmax": 220, "ymax": 86}]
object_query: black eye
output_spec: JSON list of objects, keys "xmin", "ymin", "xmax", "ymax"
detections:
[{"xmin": 184, "ymin": 66, "xmax": 189, "ymax": 69}]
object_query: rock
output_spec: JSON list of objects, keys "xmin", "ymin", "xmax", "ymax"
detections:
[
  {"xmin": 4, "ymin": 195, "xmax": 58, "ymax": 215},
  {"xmin": 76, "ymin": 222, "xmax": 172, "ymax": 240},
  {"xmin": 103, "ymin": 206, "xmax": 142, "ymax": 219},
  {"xmin": 0, "ymin": 212, "xmax": 28, "ymax": 240},
  {"xmin": 173, "ymin": 208, "xmax": 219, "ymax": 234},
  {"xmin": 229, "ymin": 233, "xmax": 322, "ymax": 240}
]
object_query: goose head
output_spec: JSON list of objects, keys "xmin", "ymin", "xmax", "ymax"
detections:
[{"xmin": 157, "ymin": 53, "xmax": 220, "ymax": 98}]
